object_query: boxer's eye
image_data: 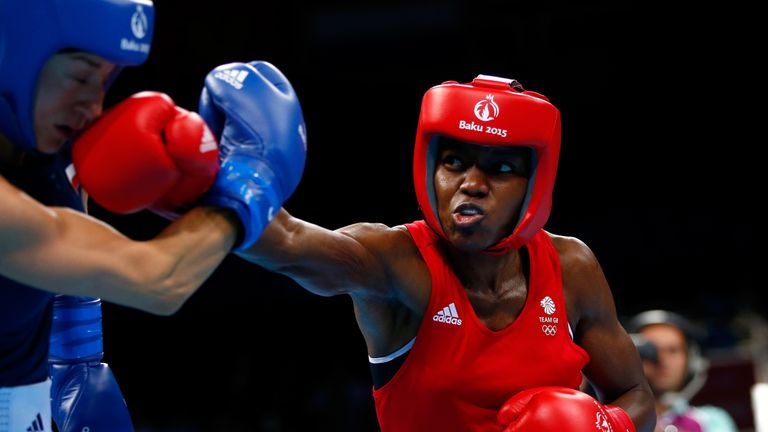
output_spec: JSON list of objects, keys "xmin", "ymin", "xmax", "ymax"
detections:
[
  {"xmin": 496, "ymin": 162, "xmax": 513, "ymax": 173},
  {"xmin": 442, "ymin": 155, "xmax": 466, "ymax": 171},
  {"xmin": 493, "ymin": 161, "xmax": 527, "ymax": 176},
  {"xmin": 70, "ymin": 75, "xmax": 88, "ymax": 85}
]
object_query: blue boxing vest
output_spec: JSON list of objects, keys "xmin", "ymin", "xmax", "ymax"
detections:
[{"xmin": 0, "ymin": 145, "xmax": 85, "ymax": 386}]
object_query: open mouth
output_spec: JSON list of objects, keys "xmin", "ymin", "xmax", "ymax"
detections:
[
  {"xmin": 452, "ymin": 203, "xmax": 485, "ymax": 226},
  {"xmin": 55, "ymin": 124, "xmax": 76, "ymax": 141}
]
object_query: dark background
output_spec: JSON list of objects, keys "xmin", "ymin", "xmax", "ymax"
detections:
[{"xmin": 93, "ymin": 0, "xmax": 759, "ymax": 430}]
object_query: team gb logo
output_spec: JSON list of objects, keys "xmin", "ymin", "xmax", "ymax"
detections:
[{"xmin": 540, "ymin": 296, "xmax": 556, "ymax": 315}]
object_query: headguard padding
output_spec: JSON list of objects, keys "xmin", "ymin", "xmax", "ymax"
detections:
[
  {"xmin": 0, "ymin": 0, "xmax": 155, "ymax": 150},
  {"xmin": 413, "ymin": 74, "xmax": 561, "ymax": 253}
]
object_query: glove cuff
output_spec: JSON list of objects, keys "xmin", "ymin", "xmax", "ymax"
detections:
[
  {"xmin": 49, "ymin": 296, "xmax": 104, "ymax": 363},
  {"xmin": 203, "ymin": 155, "xmax": 282, "ymax": 251},
  {"xmin": 605, "ymin": 405, "xmax": 637, "ymax": 432}
]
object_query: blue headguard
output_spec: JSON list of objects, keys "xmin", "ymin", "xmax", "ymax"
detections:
[{"xmin": 0, "ymin": 0, "xmax": 155, "ymax": 150}]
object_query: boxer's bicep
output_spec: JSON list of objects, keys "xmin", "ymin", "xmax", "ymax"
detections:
[
  {"xmin": 558, "ymin": 235, "xmax": 653, "ymax": 422},
  {"xmin": 1, "ymin": 177, "xmax": 236, "ymax": 314},
  {"xmin": 566, "ymin": 252, "xmax": 632, "ymax": 395},
  {"xmin": 0, "ymin": 177, "xmax": 135, "ymax": 295},
  {"xmin": 1, "ymin": 177, "xmax": 111, "ymax": 273},
  {"xmin": 238, "ymin": 208, "xmax": 391, "ymax": 297},
  {"xmin": 0, "ymin": 175, "xmax": 58, "ymax": 252}
]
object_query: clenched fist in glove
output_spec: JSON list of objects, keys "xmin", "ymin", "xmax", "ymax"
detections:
[
  {"xmin": 199, "ymin": 60, "xmax": 307, "ymax": 251},
  {"xmin": 49, "ymin": 296, "xmax": 133, "ymax": 432},
  {"xmin": 498, "ymin": 387, "xmax": 636, "ymax": 432},
  {"xmin": 72, "ymin": 91, "xmax": 219, "ymax": 216}
]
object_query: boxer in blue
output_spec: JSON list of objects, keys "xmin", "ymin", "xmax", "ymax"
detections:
[{"xmin": 0, "ymin": 1, "xmax": 307, "ymax": 430}]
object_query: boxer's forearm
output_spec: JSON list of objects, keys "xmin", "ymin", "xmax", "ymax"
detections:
[
  {"xmin": 239, "ymin": 209, "xmax": 384, "ymax": 297},
  {"xmin": 135, "ymin": 206, "xmax": 238, "ymax": 312},
  {"xmin": 605, "ymin": 385, "xmax": 656, "ymax": 432},
  {"xmin": 0, "ymin": 194, "xmax": 236, "ymax": 314},
  {"xmin": 74, "ymin": 206, "xmax": 238, "ymax": 314}
]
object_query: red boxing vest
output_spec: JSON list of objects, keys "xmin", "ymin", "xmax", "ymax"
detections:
[{"xmin": 373, "ymin": 221, "xmax": 590, "ymax": 432}]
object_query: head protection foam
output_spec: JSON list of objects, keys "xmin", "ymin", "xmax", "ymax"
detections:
[
  {"xmin": 413, "ymin": 74, "xmax": 561, "ymax": 253},
  {"xmin": 0, "ymin": 0, "xmax": 155, "ymax": 150}
]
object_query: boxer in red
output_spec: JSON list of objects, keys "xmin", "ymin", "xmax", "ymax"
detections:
[{"xmin": 240, "ymin": 75, "xmax": 656, "ymax": 431}]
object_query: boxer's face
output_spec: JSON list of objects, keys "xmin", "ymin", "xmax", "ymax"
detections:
[
  {"xmin": 639, "ymin": 324, "xmax": 689, "ymax": 395},
  {"xmin": 33, "ymin": 52, "xmax": 116, "ymax": 154},
  {"xmin": 434, "ymin": 139, "xmax": 530, "ymax": 251}
]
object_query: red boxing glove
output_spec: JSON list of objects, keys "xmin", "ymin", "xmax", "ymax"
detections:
[
  {"xmin": 498, "ymin": 387, "xmax": 636, "ymax": 432},
  {"xmin": 72, "ymin": 91, "xmax": 219, "ymax": 216}
]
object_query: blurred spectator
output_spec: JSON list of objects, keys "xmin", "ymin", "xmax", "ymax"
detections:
[
  {"xmin": 627, "ymin": 310, "xmax": 738, "ymax": 432},
  {"xmin": 733, "ymin": 310, "xmax": 768, "ymax": 432},
  {"xmin": 732, "ymin": 310, "xmax": 768, "ymax": 384}
]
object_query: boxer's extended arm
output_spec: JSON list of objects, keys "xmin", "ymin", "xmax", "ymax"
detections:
[
  {"xmin": 238, "ymin": 208, "xmax": 394, "ymax": 298},
  {"xmin": 0, "ymin": 176, "xmax": 237, "ymax": 315},
  {"xmin": 555, "ymin": 235, "xmax": 656, "ymax": 431}
]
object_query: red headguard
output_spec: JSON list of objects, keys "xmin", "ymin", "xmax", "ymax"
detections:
[{"xmin": 413, "ymin": 74, "xmax": 561, "ymax": 254}]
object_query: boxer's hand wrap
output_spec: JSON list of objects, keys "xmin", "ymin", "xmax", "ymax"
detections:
[
  {"xmin": 498, "ymin": 386, "xmax": 636, "ymax": 432},
  {"xmin": 72, "ymin": 91, "xmax": 220, "ymax": 217},
  {"xmin": 49, "ymin": 296, "xmax": 133, "ymax": 432},
  {"xmin": 199, "ymin": 61, "xmax": 307, "ymax": 251}
]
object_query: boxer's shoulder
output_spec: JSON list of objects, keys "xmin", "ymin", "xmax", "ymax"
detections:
[
  {"xmin": 547, "ymin": 232, "xmax": 596, "ymax": 270},
  {"xmin": 346, "ymin": 224, "xmax": 421, "ymax": 270},
  {"xmin": 547, "ymin": 233, "xmax": 605, "ymax": 324},
  {"xmin": 337, "ymin": 223, "xmax": 414, "ymax": 253},
  {"xmin": 340, "ymin": 223, "xmax": 427, "ymax": 303}
]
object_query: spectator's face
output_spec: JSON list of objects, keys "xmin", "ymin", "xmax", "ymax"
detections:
[
  {"xmin": 33, "ymin": 52, "xmax": 115, "ymax": 153},
  {"xmin": 639, "ymin": 323, "xmax": 689, "ymax": 394}
]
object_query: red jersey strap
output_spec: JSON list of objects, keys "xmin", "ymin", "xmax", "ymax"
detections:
[
  {"xmin": 404, "ymin": 220, "xmax": 439, "ymax": 249},
  {"xmin": 403, "ymin": 220, "xmax": 459, "ymax": 325}
]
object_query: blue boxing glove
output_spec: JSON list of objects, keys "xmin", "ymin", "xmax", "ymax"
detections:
[
  {"xmin": 199, "ymin": 61, "xmax": 307, "ymax": 250},
  {"xmin": 49, "ymin": 296, "xmax": 133, "ymax": 432}
]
